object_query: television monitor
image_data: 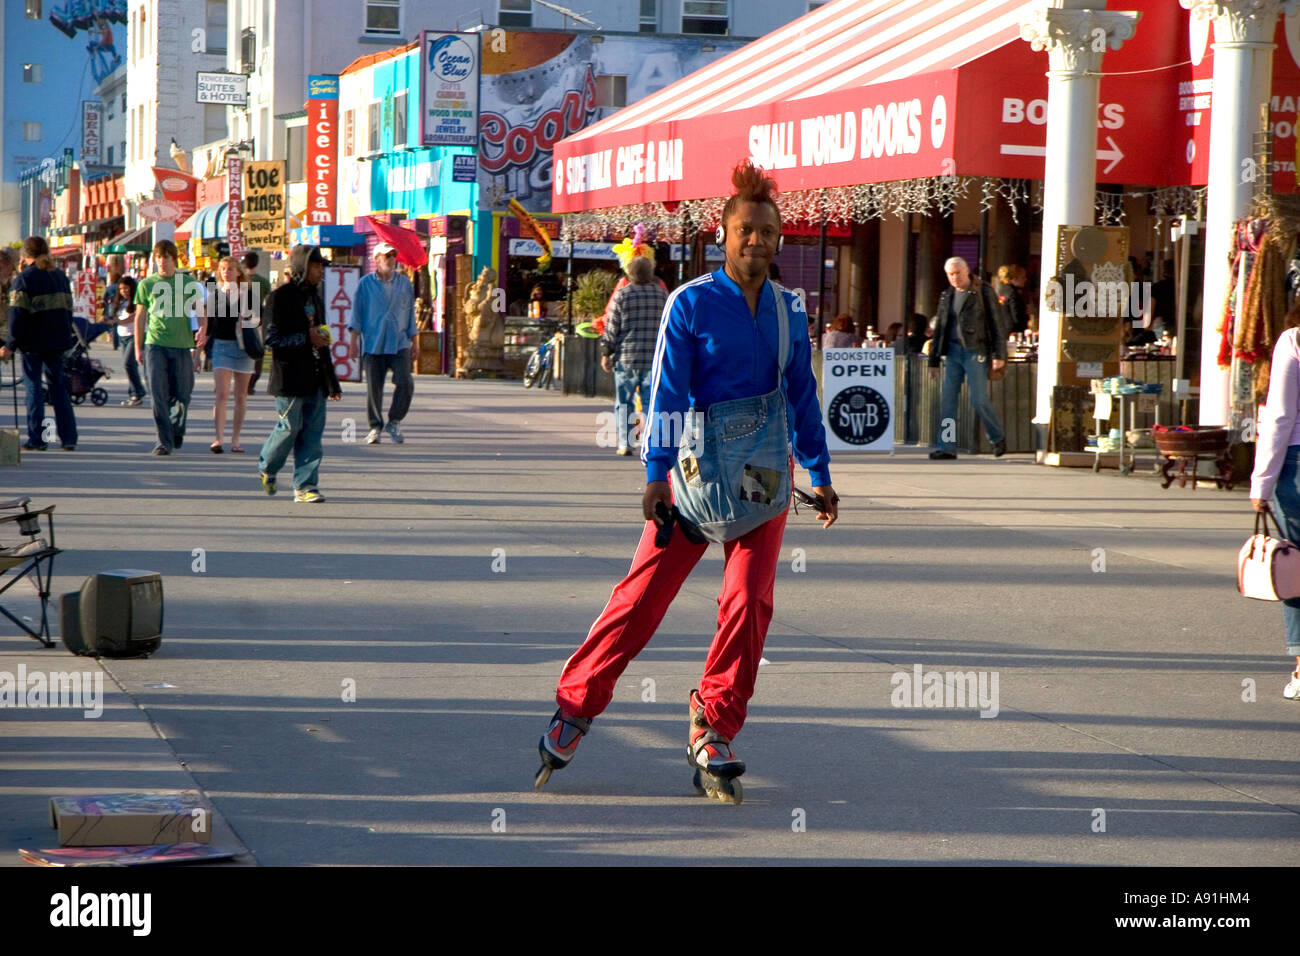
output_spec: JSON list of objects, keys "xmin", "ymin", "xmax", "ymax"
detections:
[{"xmin": 78, "ymin": 570, "xmax": 164, "ymax": 657}]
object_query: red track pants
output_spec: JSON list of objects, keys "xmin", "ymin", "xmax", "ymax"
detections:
[{"xmin": 555, "ymin": 507, "xmax": 788, "ymax": 741}]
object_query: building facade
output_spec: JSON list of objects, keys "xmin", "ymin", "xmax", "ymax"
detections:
[
  {"xmin": 124, "ymin": 0, "xmax": 226, "ymax": 227},
  {"xmin": 2, "ymin": 2, "xmax": 126, "ymax": 240}
]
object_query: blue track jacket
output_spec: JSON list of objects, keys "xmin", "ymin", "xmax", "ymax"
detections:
[{"xmin": 643, "ymin": 268, "xmax": 831, "ymax": 488}]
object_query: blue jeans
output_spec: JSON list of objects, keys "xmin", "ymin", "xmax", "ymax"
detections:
[
  {"xmin": 937, "ymin": 343, "xmax": 1005, "ymax": 453},
  {"xmin": 258, "ymin": 390, "xmax": 328, "ymax": 491},
  {"xmin": 144, "ymin": 345, "xmax": 194, "ymax": 451},
  {"xmin": 613, "ymin": 364, "xmax": 652, "ymax": 450},
  {"xmin": 1270, "ymin": 446, "xmax": 1300, "ymax": 655},
  {"xmin": 362, "ymin": 352, "xmax": 414, "ymax": 430},
  {"xmin": 20, "ymin": 350, "xmax": 77, "ymax": 447},
  {"xmin": 120, "ymin": 338, "xmax": 145, "ymax": 399}
]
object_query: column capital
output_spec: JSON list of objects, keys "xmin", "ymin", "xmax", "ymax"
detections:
[
  {"xmin": 1020, "ymin": 8, "xmax": 1142, "ymax": 75},
  {"xmin": 1180, "ymin": 0, "xmax": 1299, "ymax": 44}
]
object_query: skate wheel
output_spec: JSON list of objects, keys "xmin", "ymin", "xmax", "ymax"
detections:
[
  {"xmin": 533, "ymin": 764, "xmax": 552, "ymax": 789},
  {"xmin": 691, "ymin": 767, "xmax": 705, "ymax": 795}
]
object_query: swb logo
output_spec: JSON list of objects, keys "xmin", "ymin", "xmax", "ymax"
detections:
[{"xmin": 827, "ymin": 386, "xmax": 889, "ymax": 445}]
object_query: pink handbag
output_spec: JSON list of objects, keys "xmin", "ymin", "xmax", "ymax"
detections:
[{"xmin": 1238, "ymin": 511, "xmax": 1300, "ymax": 601}]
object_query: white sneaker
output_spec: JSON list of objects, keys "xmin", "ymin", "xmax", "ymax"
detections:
[
  {"xmin": 366, "ymin": 428, "xmax": 381, "ymax": 444},
  {"xmin": 1284, "ymin": 670, "xmax": 1300, "ymax": 700},
  {"xmin": 384, "ymin": 421, "xmax": 404, "ymax": 444}
]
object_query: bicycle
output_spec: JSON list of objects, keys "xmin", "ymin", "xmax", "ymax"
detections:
[{"xmin": 523, "ymin": 319, "xmax": 562, "ymax": 390}]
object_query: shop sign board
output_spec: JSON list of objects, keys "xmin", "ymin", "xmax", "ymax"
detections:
[
  {"xmin": 452, "ymin": 154, "xmax": 477, "ymax": 182},
  {"xmin": 821, "ymin": 348, "xmax": 894, "ymax": 453},
  {"xmin": 197, "ymin": 72, "xmax": 248, "ymax": 105},
  {"xmin": 226, "ymin": 154, "xmax": 245, "ymax": 259},
  {"xmin": 81, "ymin": 101, "xmax": 102, "ymax": 165},
  {"xmin": 151, "ymin": 167, "xmax": 198, "ymax": 223},
  {"xmin": 73, "ymin": 269, "xmax": 98, "ymax": 321},
  {"xmin": 421, "ymin": 31, "xmax": 480, "ymax": 147},
  {"xmin": 243, "ymin": 160, "xmax": 286, "ymax": 250},
  {"xmin": 324, "ymin": 265, "xmax": 361, "ymax": 383},
  {"xmin": 306, "ymin": 75, "xmax": 339, "ymax": 225}
]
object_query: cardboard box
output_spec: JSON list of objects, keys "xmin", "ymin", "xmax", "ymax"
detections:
[{"xmin": 50, "ymin": 791, "xmax": 212, "ymax": 847}]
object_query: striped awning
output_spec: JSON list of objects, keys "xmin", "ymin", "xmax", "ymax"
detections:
[
  {"xmin": 568, "ymin": 0, "xmax": 1027, "ymax": 143},
  {"xmin": 176, "ymin": 202, "xmax": 228, "ymax": 241},
  {"xmin": 551, "ymin": 0, "xmax": 1196, "ymax": 211}
]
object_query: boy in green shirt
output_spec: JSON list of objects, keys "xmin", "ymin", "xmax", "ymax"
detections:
[{"xmin": 134, "ymin": 240, "xmax": 206, "ymax": 454}]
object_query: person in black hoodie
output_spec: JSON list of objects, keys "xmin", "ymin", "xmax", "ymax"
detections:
[
  {"xmin": 256, "ymin": 245, "xmax": 341, "ymax": 502},
  {"xmin": 1, "ymin": 236, "xmax": 77, "ymax": 450}
]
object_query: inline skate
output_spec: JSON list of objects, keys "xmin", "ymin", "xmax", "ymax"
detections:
[{"xmin": 688, "ymin": 689, "xmax": 745, "ymax": 804}]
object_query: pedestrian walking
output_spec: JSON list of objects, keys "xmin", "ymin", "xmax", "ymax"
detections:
[
  {"xmin": 533, "ymin": 160, "xmax": 838, "ymax": 803},
  {"xmin": 134, "ymin": 240, "xmax": 205, "ymax": 455},
  {"xmin": 600, "ymin": 255, "xmax": 665, "ymax": 456},
  {"xmin": 257, "ymin": 245, "xmax": 341, "ymax": 503},
  {"xmin": 111, "ymin": 274, "xmax": 146, "ymax": 405},
  {"xmin": 0, "ymin": 248, "xmax": 15, "ymax": 346},
  {"xmin": 1250, "ymin": 298, "xmax": 1300, "ymax": 700},
  {"xmin": 349, "ymin": 242, "xmax": 416, "ymax": 445},
  {"xmin": 205, "ymin": 256, "xmax": 257, "ymax": 453},
  {"xmin": 0, "ymin": 236, "xmax": 77, "ymax": 450},
  {"xmin": 243, "ymin": 251, "xmax": 271, "ymax": 395},
  {"xmin": 928, "ymin": 256, "xmax": 1007, "ymax": 459}
]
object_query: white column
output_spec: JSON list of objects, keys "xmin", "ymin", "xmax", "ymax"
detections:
[
  {"xmin": 1182, "ymin": 0, "xmax": 1296, "ymax": 425},
  {"xmin": 1021, "ymin": 5, "xmax": 1140, "ymax": 433}
]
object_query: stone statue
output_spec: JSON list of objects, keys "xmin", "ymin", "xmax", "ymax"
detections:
[{"xmin": 460, "ymin": 267, "xmax": 504, "ymax": 375}]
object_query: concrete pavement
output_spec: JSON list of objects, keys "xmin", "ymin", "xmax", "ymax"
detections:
[{"xmin": 0, "ymin": 350, "xmax": 1296, "ymax": 866}]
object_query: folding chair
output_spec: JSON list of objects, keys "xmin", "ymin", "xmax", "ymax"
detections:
[{"xmin": 0, "ymin": 496, "xmax": 61, "ymax": 647}]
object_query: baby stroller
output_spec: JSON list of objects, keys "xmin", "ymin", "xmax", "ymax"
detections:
[{"xmin": 65, "ymin": 323, "xmax": 110, "ymax": 407}]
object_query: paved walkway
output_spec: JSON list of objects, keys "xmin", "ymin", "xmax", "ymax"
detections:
[{"xmin": 0, "ymin": 350, "xmax": 1294, "ymax": 865}]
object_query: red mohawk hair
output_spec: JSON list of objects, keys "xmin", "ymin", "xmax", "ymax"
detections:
[{"xmin": 721, "ymin": 159, "xmax": 781, "ymax": 228}]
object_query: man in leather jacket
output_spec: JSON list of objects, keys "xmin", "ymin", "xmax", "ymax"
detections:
[
  {"xmin": 256, "ymin": 245, "xmax": 341, "ymax": 502},
  {"xmin": 928, "ymin": 256, "xmax": 1007, "ymax": 460}
]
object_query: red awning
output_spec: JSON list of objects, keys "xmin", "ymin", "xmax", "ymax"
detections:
[{"xmin": 551, "ymin": 0, "xmax": 1208, "ymax": 213}]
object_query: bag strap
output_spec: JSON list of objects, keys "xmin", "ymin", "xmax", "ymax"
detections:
[{"xmin": 771, "ymin": 282, "xmax": 790, "ymax": 378}]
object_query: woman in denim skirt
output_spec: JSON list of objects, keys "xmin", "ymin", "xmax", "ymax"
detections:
[
  {"xmin": 203, "ymin": 256, "xmax": 256, "ymax": 453},
  {"xmin": 1249, "ymin": 304, "xmax": 1300, "ymax": 699}
]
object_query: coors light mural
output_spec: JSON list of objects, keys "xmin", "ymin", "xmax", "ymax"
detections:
[{"xmin": 476, "ymin": 32, "xmax": 741, "ymax": 213}]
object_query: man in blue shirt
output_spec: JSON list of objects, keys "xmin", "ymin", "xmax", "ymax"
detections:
[
  {"xmin": 348, "ymin": 243, "xmax": 417, "ymax": 444},
  {"xmin": 534, "ymin": 161, "xmax": 838, "ymax": 803}
]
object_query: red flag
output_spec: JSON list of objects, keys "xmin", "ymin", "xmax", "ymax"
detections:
[{"xmin": 365, "ymin": 216, "xmax": 428, "ymax": 268}]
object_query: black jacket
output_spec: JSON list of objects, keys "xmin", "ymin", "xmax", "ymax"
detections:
[
  {"xmin": 929, "ymin": 279, "xmax": 1007, "ymax": 365},
  {"xmin": 997, "ymin": 283, "xmax": 1029, "ymax": 335},
  {"xmin": 264, "ymin": 279, "xmax": 341, "ymax": 398},
  {"xmin": 6, "ymin": 265, "xmax": 75, "ymax": 355}
]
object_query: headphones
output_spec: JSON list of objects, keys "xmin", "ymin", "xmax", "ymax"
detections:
[{"xmin": 716, "ymin": 225, "xmax": 783, "ymax": 252}]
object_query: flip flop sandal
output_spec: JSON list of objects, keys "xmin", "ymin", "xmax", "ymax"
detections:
[
  {"xmin": 230, "ymin": 445, "xmax": 245, "ymax": 453},
  {"xmin": 210, "ymin": 442, "xmax": 224, "ymax": 454}
]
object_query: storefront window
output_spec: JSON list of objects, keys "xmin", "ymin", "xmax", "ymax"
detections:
[
  {"xmin": 393, "ymin": 92, "xmax": 407, "ymax": 148},
  {"xmin": 595, "ymin": 75, "xmax": 626, "ymax": 109},
  {"xmin": 205, "ymin": 0, "xmax": 227, "ymax": 54},
  {"xmin": 365, "ymin": 0, "xmax": 401, "ymax": 34},
  {"xmin": 368, "ymin": 102, "xmax": 381, "ymax": 153},
  {"xmin": 499, "ymin": 0, "xmax": 531, "ymax": 28},
  {"xmin": 682, "ymin": 0, "xmax": 727, "ymax": 35}
]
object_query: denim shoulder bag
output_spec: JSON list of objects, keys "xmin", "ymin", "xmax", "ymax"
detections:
[{"xmin": 669, "ymin": 286, "xmax": 792, "ymax": 543}]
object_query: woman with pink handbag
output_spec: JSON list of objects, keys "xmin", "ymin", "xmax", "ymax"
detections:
[{"xmin": 1249, "ymin": 300, "xmax": 1300, "ymax": 700}]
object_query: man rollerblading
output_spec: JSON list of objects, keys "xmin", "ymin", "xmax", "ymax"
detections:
[
  {"xmin": 532, "ymin": 160, "xmax": 838, "ymax": 802},
  {"xmin": 688, "ymin": 689, "xmax": 745, "ymax": 803},
  {"xmin": 533, "ymin": 708, "xmax": 592, "ymax": 788}
]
